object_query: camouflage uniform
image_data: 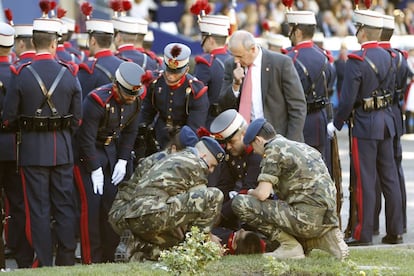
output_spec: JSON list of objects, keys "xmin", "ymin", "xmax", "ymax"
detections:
[
  {"xmin": 109, "ymin": 150, "xmax": 169, "ymax": 234},
  {"xmin": 118, "ymin": 148, "xmax": 223, "ymax": 251},
  {"xmin": 232, "ymin": 135, "xmax": 338, "ymax": 241}
]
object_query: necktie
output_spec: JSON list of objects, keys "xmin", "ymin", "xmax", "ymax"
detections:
[{"xmin": 239, "ymin": 65, "xmax": 253, "ymax": 122}]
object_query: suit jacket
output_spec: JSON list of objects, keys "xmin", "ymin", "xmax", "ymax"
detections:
[{"xmin": 218, "ymin": 48, "xmax": 306, "ymax": 142}]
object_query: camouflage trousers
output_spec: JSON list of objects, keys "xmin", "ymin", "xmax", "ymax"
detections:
[
  {"xmin": 127, "ymin": 187, "xmax": 223, "ymax": 248},
  {"xmin": 232, "ymin": 194, "xmax": 337, "ymax": 241}
]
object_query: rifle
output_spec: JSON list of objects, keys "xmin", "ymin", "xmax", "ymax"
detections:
[
  {"xmin": 344, "ymin": 114, "xmax": 358, "ymax": 238},
  {"xmin": 323, "ymin": 70, "xmax": 343, "ymax": 230}
]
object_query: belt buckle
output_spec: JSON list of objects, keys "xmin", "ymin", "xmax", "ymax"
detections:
[
  {"xmin": 166, "ymin": 119, "xmax": 173, "ymax": 128},
  {"xmin": 104, "ymin": 136, "xmax": 113, "ymax": 146}
]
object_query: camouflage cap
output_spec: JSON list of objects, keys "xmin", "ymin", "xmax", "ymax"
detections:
[{"xmin": 243, "ymin": 118, "xmax": 266, "ymax": 145}]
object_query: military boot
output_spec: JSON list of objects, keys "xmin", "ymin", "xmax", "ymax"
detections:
[
  {"xmin": 264, "ymin": 231, "xmax": 305, "ymax": 259},
  {"xmin": 302, "ymin": 227, "xmax": 349, "ymax": 260}
]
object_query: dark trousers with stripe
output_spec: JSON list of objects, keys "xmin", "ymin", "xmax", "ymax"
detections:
[
  {"xmin": 374, "ymin": 134, "xmax": 407, "ymax": 233},
  {"xmin": 74, "ymin": 165, "xmax": 119, "ymax": 264},
  {"xmin": 21, "ymin": 164, "xmax": 76, "ymax": 267},
  {"xmin": 0, "ymin": 161, "xmax": 34, "ymax": 268},
  {"xmin": 351, "ymin": 136, "xmax": 403, "ymax": 242}
]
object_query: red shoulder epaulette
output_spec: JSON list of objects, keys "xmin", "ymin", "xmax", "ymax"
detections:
[
  {"xmin": 89, "ymin": 88, "xmax": 113, "ymax": 107},
  {"xmin": 281, "ymin": 48, "xmax": 289, "ymax": 54},
  {"xmin": 324, "ymin": 49, "xmax": 335, "ymax": 63},
  {"xmin": 194, "ymin": 55, "xmax": 211, "ymax": 66},
  {"xmin": 79, "ymin": 59, "xmax": 96, "ymax": 74},
  {"xmin": 188, "ymin": 77, "xmax": 207, "ymax": 100},
  {"xmin": 9, "ymin": 61, "xmax": 31, "ymax": 75},
  {"xmin": 348, "ymin": 53, "xmax": 364, "ymax": 61},
  {"xmin": 395, "ymin": 48, "xmax": 409, "ymax": 59},
  {"xmin": 401, "ymin": 49, "xmax": 409, "ymax": 59},
  {"xmin": 139, "ymin": 86, "xmax": 147, "ymax": 100},
  {"xmin": 58, "ymin": 60, "xmax": 79, "ymax": 76},
  {"xmin": 144, "ymin": 50, "xmax": 162, "ymax": 65}
]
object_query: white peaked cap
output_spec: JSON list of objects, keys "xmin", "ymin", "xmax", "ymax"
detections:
[
  {"xmin": 354, "ymin": 9, "xmax": 383, "ymax": 28},
  {"xmin": 286, "ymin": 11, "xmax": 317, "ymax": 25},
  {"xmin": 199, "ymin": 15, "xmax": 230, "ymax": 36},
  {"xmin": 112, "ymin": 16, "xmax": 148, "ymax": 34}
]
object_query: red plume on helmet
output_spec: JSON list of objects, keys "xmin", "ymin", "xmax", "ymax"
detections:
[
  {"xmin": 109, "ymin": 0, "xmax": 122, "ymax": 17},
  {"xmin": 39, "ymin": 0, "xmax": 51, "ymax": 18},
  {"xmin": 354, "ymin": 0, "xmax": 359, "ymax": 9},
  {"xmin": 4, "ymin": 8, "xmax": 13, "ymax": 25},
  {"xmin": 262, "ymin": 20, "xmax": 271, "ymax": 32},
  {"xmin": 57, "ymin": 7, "xmax": 67, "ymax": 19},
  {"xmin": 170, "ymin": 45, "xmax": 182, "ymax": 58},
  {"xmin": 190, "ymin": 0, "xmax": 212, "ymax": 18},
  {"xmin": 282, "ymin": 0, "xmax": 294, "ymax": 10},
  {"xmin": 141, "ymin": 70, "xmax": 154, "ymax": 86},
  {"xmin": 364, "ymin": 0, "xmax": 371, "ymax": 9},
  {"xmin": 121, "ymin": 0, "xmax": 132, "ymax": 15},
  {"xmin": 81, "ymin": 1, "xmax": 93, "ymax": 20},
  {"xmin": 49, "ymin": 1, "xmax": 57, "ymax": 17}
]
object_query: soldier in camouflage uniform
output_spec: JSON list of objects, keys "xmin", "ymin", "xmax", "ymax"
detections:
[
  {"xmin": 109, "ymin": 125, "xmax": 199, "ymax": 235},
  {"xmin": 119, "ymin": 137, "xmax": 225, "ymax": 261},
  {"xmin": 232, "ymin": 118, "xmax": 349, "ymax": 260}
]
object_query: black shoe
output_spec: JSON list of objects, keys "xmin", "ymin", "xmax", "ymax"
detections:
[
  {"xmin": 381, "ymin": 234, "xmax": 403, "ymax": 244},
  {"xmin": 345, "ymin": 237, "xmax": 373, "ymax": 246},
  {"xmin": 4, "ymin": 247, "xmax": 14, "ymax": 258}
]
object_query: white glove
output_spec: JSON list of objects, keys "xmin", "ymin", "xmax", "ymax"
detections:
[
  {"xmin": 91, "ymin": 167, "xmax": 104, "ymax": 195},
  {"xmin": 229, "ymin": 191, "xmax": 238, "ymax": 199},
  {"xmin": 111, "ymin": 159, "xmax": 128, "ymax": 185},
  {"xmin": 327, "ymin": 122, "xmax": 338, "ymax": 138}
]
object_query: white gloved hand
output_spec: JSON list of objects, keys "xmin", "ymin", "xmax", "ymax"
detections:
[
  {"xmin": 111, "ymin": 159, "xmax": 128, "ymax": 185},
  {"xmin": 91, "ymin": 167, "xmax": 104, "ymax": 195},
  {"xmin": 327, "ymin": 122, "xmax": 337, "ymax": 138},
  {"xmin": 229, "ymin": 191, "xmax": 238, "ymax": 199}
]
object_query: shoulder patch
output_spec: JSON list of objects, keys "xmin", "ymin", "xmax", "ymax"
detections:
[{"xmin": 194, "ymin": 55, "xmax": 211, "ymax": 66}]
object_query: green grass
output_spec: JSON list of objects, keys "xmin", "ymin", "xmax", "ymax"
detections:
[{"xmin": 7, "ymin": 247, "xmax": 414, "ymax": 275}]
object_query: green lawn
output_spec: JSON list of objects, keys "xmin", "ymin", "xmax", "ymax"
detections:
[{"xmin": 7, "ymin": 247, "xmax": 414, "ymax": 275}]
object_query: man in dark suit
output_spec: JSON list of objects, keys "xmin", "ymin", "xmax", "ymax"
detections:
[{"xmin": 218, "ymin": 30, "xmax": 306, "ymax": 142}]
